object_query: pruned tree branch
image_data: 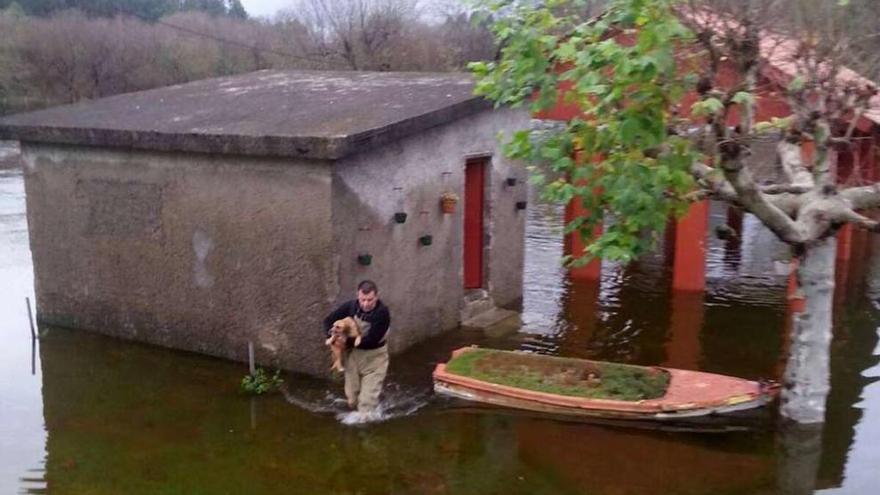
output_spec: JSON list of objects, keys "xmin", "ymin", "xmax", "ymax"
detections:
[
  {"xmin": 720, "ymin": 153, "xmax": 811, "ymax": 244},
  {"xmin": 841, "ymin": 184, "xmax": 880, "ymax": 210},
  {"xmin": 690, "ymin": 160, "xmax": 741, "ymax": 204},
  {"xmin": 776, "ymin": 138, "xmax": 814, "ymax": 189},
  {"xmin": 761, "ymin": 184, "xmax": 812, "ymax": 195},
  {"xmin": 835, "ymin": 207, "xmax": 880, "ymax": 232}
]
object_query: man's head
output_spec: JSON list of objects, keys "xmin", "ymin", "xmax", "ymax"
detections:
[{"xmin": 357, "ymin": 280, "xmax": 379, "ymax": 311}]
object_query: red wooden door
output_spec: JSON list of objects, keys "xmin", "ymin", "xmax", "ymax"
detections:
[{"xmin": 464, "ymin": 158, "xmax": 486, "ymax": 289}]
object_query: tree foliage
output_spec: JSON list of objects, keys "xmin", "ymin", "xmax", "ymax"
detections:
[
  {"xmin": 471, "ymin": 0, "xmax": 880, "ymax": 265},
  {"xmin": 471, "ymin": 0, "xmax": 697, "ymax": 263},
  {"xmin": 471, "ymin": 0, "xmax": 880, "ymax": 426}
]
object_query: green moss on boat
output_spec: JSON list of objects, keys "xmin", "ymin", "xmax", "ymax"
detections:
[{"xmin": 445, "ymin": 348, "xmax": 669, "ymax": 402}]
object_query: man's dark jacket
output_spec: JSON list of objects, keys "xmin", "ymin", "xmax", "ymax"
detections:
[{"xmin": 323, "ymin": 299, "xmax": 390, "ymax": 350}]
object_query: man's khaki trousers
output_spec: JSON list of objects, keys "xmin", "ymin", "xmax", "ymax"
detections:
[{"xmin": 344, "ymin": 345, "xmax": 388, "ymax": 413}]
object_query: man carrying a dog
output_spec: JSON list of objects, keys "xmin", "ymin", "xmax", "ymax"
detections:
[{"xmin": 323, "ymin": 280, "xmax": 391, "ymax": 413}]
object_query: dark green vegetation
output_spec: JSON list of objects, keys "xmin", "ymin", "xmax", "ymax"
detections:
[
  {"xmin": 445, "ymin": 348, "xmax": 670, "ymax": 401},
  {"xmin": 0, "ymin": 0, "xmax": 247, "ymax": 20},
  {"xmin": 240, "ymin": 368, "xmax": 283, "ymax": 395}
]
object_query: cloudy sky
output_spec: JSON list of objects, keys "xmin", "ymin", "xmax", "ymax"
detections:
[{"xmin": 240, "ymin": 0, "xmax": 291, "ymax": 19}]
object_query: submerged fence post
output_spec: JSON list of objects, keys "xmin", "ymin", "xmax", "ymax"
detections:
[
  {"xmin": 248, "ymin": 341, "xmax": 256, "ymax": 375},
  {"xmin": 25, "ymin": 297, "xmax": 35, "ymax": 340}
]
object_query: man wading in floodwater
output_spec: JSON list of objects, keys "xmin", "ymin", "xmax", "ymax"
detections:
[{"xmin": 323, "ymin": 280, "xmax": 391, "ymax": 413}]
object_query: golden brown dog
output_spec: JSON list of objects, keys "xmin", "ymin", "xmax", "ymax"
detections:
[{"xmin": 325, "ymin": 317, "xmax": 362, "ymax": 372}]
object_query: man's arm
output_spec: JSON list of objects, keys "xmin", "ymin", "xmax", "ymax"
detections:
[
  {"xmin": 355, "ymin": 306, "xmax": 390, "ymax": 348},
  {"xmin": 323, "ymin": 301, "xmax": 354, "ymax": 337}
]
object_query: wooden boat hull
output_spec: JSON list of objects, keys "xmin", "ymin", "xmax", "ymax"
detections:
[{"xmin": 433, "ymin": 347, "xmax": 779, "ymax": 421}]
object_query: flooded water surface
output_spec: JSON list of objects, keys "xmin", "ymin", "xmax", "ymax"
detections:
[{"xmin": 1, "ymin": 167, "xmax": 879, "ymax": 494}]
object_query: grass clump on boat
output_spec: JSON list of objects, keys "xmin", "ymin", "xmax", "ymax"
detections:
[{"xmin": 445, "ymin": 348, "xmax": 669, "ymax": 401}]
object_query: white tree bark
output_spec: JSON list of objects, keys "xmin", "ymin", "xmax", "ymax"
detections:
[{"xmin": 781, "ymin": 236, "xmax": 836, "ymax": 423}]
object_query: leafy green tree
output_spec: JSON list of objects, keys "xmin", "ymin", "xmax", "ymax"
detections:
[
  {"xmin": 471, "ymin": 0, "xmax": 880, "ymax": 425},
  {"xmin": 473, "ymin": 0, "xmax": 695, "ymax": 264}
]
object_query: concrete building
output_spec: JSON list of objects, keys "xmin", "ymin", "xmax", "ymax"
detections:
[{"xmin": 0, "ymin": 70, "xmax": 530, "ymax": 376}]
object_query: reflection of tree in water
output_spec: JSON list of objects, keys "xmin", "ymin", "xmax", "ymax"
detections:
[
  {"xmin": 774, "ymin": 233, "xmax": 880, "ymax": 494},
  {"xmin": 778, "ymin": 423, "xmax": 824, "ymax": 495},
  {"xmin": 812, "ymin": 236, "xmax": 880, "ymax": 491}
]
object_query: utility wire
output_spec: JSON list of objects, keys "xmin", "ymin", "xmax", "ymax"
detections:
[
  {"xmin": 151, "ymin": 17, "xmax": 333, "ymax": 65},
  {"xmin": 109, "ymin": 6, "xmax": 336, "ymax": 66}
]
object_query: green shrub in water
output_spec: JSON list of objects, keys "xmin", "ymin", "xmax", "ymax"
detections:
[{"xmin": 240, "ymin": 368, "xmax": 284, "ymax": 395}]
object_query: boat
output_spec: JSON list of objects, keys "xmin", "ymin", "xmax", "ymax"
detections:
[{"xmin": 432, "ymin": 346, "xmax": 780, "ymax": 422}]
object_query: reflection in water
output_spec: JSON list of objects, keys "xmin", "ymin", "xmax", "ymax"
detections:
[
  {"xmin": 0, "ymin": 168, "xmax": 45, "ymax": 494},
  {"xmin": 779, "ymin": 423, "xmax": 824, "ymax": 495},
  {"xmin": 818, "ymin": 237, "xmax": 880, "ymax": 494},
  {"xmin": 1, "ymin": 169, "xmax": 880, "ymax": 493}
]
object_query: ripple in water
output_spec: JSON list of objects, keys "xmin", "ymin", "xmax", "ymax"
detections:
[{"xmin": 282, "ymin": 382, "xmax": 432, "ymax": 426}]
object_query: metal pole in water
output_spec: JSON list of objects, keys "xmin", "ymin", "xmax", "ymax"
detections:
[
  {"xmin": 248, "ymin": 341, "xmax": 256, "ymax": 375},
  {"xmin": 250, "ymin": 397, "xmax": 257, "ymax": 430},
  {"xmin": 25, "ymin": 297, "xmax": 35, "ymax": 340}
]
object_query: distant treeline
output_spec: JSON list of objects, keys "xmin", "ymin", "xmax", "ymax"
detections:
[
  {"xmin": 0, "ymin": 0, "xmax": 496, "ymax": 115},
  {"xmin": 0, "ymin": 0, "xmax": 247, "ymax": 20},
  {"xmin": 3, "ymin": 0, "xmax": 875, "ymax": 118}
]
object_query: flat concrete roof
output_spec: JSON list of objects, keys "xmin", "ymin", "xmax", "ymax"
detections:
[{"xmin": 0, "ymin": 70, "xmax": 491, "ymax": 160}]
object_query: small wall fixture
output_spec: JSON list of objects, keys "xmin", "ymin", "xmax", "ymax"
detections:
[
  {"xmin": 515, "ymin": 201, "xmax": 528, "ymax": 210},
  {"xmin": 418, "ymin": 234, "xmax": 433, "ymax": 246},
  {"xmin": 505, "ymin": 177, "xmax": 518, "ymax": 187},
  {"xmin": 440, "ymin": 192, "xmax": 459, "ymax": 214},
  {"xmin": 357, "ymin": 254, "xmax": 373, "ymax": 266},
  {"xmin": 393, "ymin": 212, "xmax": 408, "ymax": 224}
]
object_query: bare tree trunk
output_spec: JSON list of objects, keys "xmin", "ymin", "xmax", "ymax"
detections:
[{"xmin": 781, "ymin": 236, "xmax": 836, "ymax": 423}]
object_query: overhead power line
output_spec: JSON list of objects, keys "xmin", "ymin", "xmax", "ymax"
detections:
[{"xmin": 108, "ymin": 6, "xmax": 334, "ymax": 66}]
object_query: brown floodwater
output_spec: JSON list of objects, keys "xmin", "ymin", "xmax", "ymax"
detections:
[{"xmin": 1, "ymin": 165, "xmax": 878, "ymax": 494}]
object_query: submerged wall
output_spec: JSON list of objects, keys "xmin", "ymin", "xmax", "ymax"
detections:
[
  {"xmin": 22, "ymin": 143, "xmax": 335, "ymax": 375},
  {"xmin": 332, "ymin": 107, "xmax": 530, "ymax": 353}
]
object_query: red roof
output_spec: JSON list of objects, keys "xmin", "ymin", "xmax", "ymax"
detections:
[{"xmin": 679, "ymin": 8, "xmax": 880, "ymax": 127}]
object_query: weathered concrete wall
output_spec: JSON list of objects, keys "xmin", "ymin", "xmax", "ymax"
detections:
[
  {"xmin": 22, "ymin": 143, "xmax": 335, "ymax": 375},
  {"xmin": 332, "ymin": 108, "xmax": 530, "ymax": 353}
]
